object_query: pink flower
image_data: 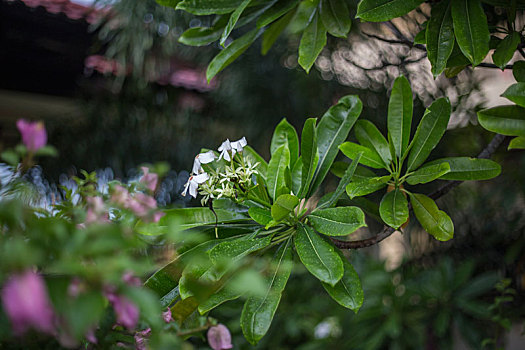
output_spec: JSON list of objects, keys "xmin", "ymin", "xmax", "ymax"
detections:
[
  {"xmin": 139, "ymin": 167, "xmax": 158, "ymax": 192},
  {"xmin": 127, "ymin": 193, "xmax": 157, "ymax": 217},
  {"xmin": 134, "ymin": 328, "xmax": 151, "ymax": 350},
  {"xmin": 85, "ymin": 196, "xmax": 109, "ymax": 224},
  {"xmin": 1, "ymin": 270, "xmax": 55, "ymax": 335},
  {"xmin": 16, "ymin": 119, "xmax": 47, "ymax": 152},
  {"xmin": 111, "ymin": 185, "xmax": 131, "ymax": 207},
  {"xmin": 105, "ymin": 291, "xmax": 139, "ymax": 330},
  {"xmin": 207, "ymin": 324, "xmax": 233, "ymax": 350},
  {"xmin": 122, "ymin": 272, "xmax": 141, "ymax": 287},
  {"xmin": 162, "ymin": 308, "xmax": 172, "ymax": 323},
  {"xmin": 152, "ymin": 211, "xmax": 165, "ymax": 223}
]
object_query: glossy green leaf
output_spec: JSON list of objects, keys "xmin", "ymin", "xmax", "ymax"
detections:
[
  {"xmin": 331, "ymin": 162, "xmax": 377, "ymax": 179},
  {"xmin": 241, "ymin": 239, "xmax": 293, "ymax": 345},
  {"xmin": 262, "ymin": 7, "xmax": 296, "ymax": 55},
  {"xmin": 176, "ymin": 0, "xmax": 243, "ymax": 15},
  {"xmin": 307, "ymin": 207, "xmax": 366, "ymax": 236},
  {"xmin": 208, "ymin": 234, "xmax": 272, "ymax": 266},
  {"xmin": 501, "ymin": 83, "xmax": 525, "ymax": 107},
  {"xmin": 271, "ymin": 194, "xmax": 299, "ymax": 221},
  {"xmin": 410, "ymin": 193, "xmax": 454, "ymax": 241},
  {"xmin": 508, "ymin": 136, "xmax": 525, "ymax": 150},
  {"xmin": 160, "ymin": 207, "xmax": 248, "ymax": 231},
  {"xmin": 244, "ymin": 145, "xmax": 268, "ymax": 178},
  {"xmin": 318, "ymin": 153, "xmax": 362, "ymax": 209},
  {"xmin": 379, "ymin": 188, "xmax": 409, "ymax": 229},
  {"xmin": 477, "ymin": 105, "xmax": 525, "ymax": 136},
  {"xmin": 426, "ymin": 0, "xmax": 454, "ymax": 77},
  {"xmin": 320, "ymin": 0, "xmax": 351, "ymax": 38},
  {"xmin": 346, "ymin": 176, "xmax": 390, "ymax": 199},
  {"xmin": 291, "ymin": 157, "xmax": 303, "ymax": 196},
  {"xmin": 388, "ymin": 76, "xmax": 413, "ymax": 158},
  {"xmin": 179, "ymin": 27, "xmax": 223, "ymax": 46},
  {"xmin": 257, "ymin": 0, "xmax": 300, "ymax": 27},
  {"xmin": 423, "ymin": 157, "xmax": 501, "ymax": 180},
  {"xmin": 298, "ymin": 11, "xmax": 327, "ymax": 73},
  {"xmin": 271, "ymin": 118, "xmax": 299, "ymax": 167},
  {"xmin": 355, "ymin": 119, "xmax": 391, "ymax": 167},
  {"xmin": 220, "ymin": 0, "xmax": 252, "ymax": 46},
  {"xmin": 407, "ymin": 97, "xmax": 451, "ymax": 171},
  {"xmin": 356, "ymin": 0, "xmax": 424, "ymax": 22},
  {"xmin": 295, "ymin": 223, "xmax": 344, "ymax": 286},
  {"xmin": 299, "ymin": 118, "xmax": 318, "ymax": 198},
  {"xmin": 198, "ymin": 279, "xmax": 243, "ymax": 314},
  {"xmin": 267, "ymin": 144, "xmax": 291, "ymax": 200},
  {"xmin": 248, "ymin": 207, "xmax": 273, "ymax": 225},
  {"xmin": 339, "ymin": 142, "xmax": 385, "ymax": 169},
  {"xmin": 207, "ymin": 28, "xmax": 264, "ymax": 82},
  {"xmin": 451, "ymin": 0, "xmax": 490, "ymax": 66},
  {"xmin": 406, "ymin": 162, "xmax": 451, "ymax": 185},
  {"xmin": 310, "ymin": 95, "xmax": 363, "ymax": 196},
  {"xmin": 321, "ymin": 254, "xmax": 364, "ymax": 312},
  {"xmin": 513, "ymin": 61, "xmax": 525, "ymax": 82},
  {"xmin": 413, "ymin": 25, "xmax": 426, "ymax": 45},
  {"xmin": 492, "ymin": 31, "xmax": 521, "ymax": 69}
]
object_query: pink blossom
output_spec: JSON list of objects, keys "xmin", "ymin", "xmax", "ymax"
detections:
[
  {"xmin": 134, "ymin": 328, "xmax": 151, "ymax": 350},
  {"xmin": 85, "ymin": 196, "xmax": 109, "ymax": 224},
  {"xmin": 139, "ymin": 167, "xmax": 158, "ymax": 192},
  {"xmin": 207, "ymin": 324, "xmax": 233, "ymax": 350},
  {"xmin": 122, "ymin": 272, "xmax": 141, "ymax": 287},
  {"xmin": 152, "ymin": 211, "xmax": 165, "ymax": 223},
  {"xmin": 85, "ymin": 328, "xmax": 97, "ymax": 344},
  {"xmin": 162, "ymin": 308, "xmax": 172, "ymax": 323},
  {"xmin": 127, "ymin": 193, "xmax": 157, "ymax": 217},
  {"xmin": 106, "ymin": 291, "xmax": 139, "ymax": 330},
  {"xmin": 111, "ymin": 185, "xmax": 131, "ymax": 207},
  {"xmin": 1, "ymin": 270, "xmax": 55, "ymax": 335},
  {"xmin": 16, "ymin": 119, "xmax": 47, "ymax": 152}
]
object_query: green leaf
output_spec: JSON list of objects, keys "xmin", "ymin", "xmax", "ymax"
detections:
[
  {"xmin": 321, "ymin": 254, "xmax": 364, "ymax": 312},
  {"xmin": 388, "ymin": 75, "xmax": 413, "ymax": 158},
  {"xmin": 307, "ymin": 207, "xmax": 366, "ymax": 236},
  {"xmin": 299, "ymin": 118, "xmax": 318, "ymax": 198},
  {"xmin": 241, "ymin": 239, "xmax": 293, "ymax": 345},
  {"xmin": 176, "ymin": 0, "xmax": 244, "ymax": 15},
  {"xmin": 271, "ymin": 118, "xmax": 299, "ymax": 167},
  {"xmin": 355, "ymin": 119, "xmax": 391, "ymax": 167},
  {"xmin": 356, "ymin": 0, "xmax": 424, "ymax": 22},
  {"xmin": 501, "ymin": 83, "xmax": 525, "ymax": 108},
  {"xmin": 406, "ymin": 162, "xmax": 451, "ymax": 185},
  {"xmin": 492, "ymin": 31, "xmax": 521, "ymax": 69},
  {"xmin": 423, "ymin": 157, "xmax": 501, "ymax": 180},
  {"xmin": 1, "ymin": 150, "xmax": 19, "ymax": 166},
  {"xmin": 513, "ymin": 61, "xmax": 525, "ymax": 82},
  {"xmin": 295, "ymin": 223, "xmax": 344, "ymax": 286},
  {"xmin": 207, "ymin": 28, "xmax": 264, "ymax": 82},
  {"xmin": 271, "ymin": 194, "xmax": 299, "ymax": 221},
  {"xmin": 379, "ymin": 188, "xmax": 409, "ymax": 229},
  {"xmin": 161, "ymin": 207, "xmax": 249, "ymax": 231},
  {"xmin": 477, "ymin": 105, "xmax": 525, "ymax": 136},
  {"xmin": 248, "ymin": 207, "xmax": 273, "ymax": 225},
  {"xmin": 298, "ymin": 11, "xmax": 327, "ymax": 73},
  {"xmin": 244, "ymin": 145, "xmax": 268, "ymax": 178},
  {"xmin": 409, "ymin": 193, "xmax": 454, "ymax": 241},
  {"xmin": 318, "ymin": 153, "xmax": 362, "ymax": 209},
  {"xmin": 508, "ymin": 136, "xmax": 525, "ymax": 150},
  {"xmin": 220, "ymin": 0, "xmax": 252, "ymax": 46},
  {"xmin": 267, "ymin": 144, "xmax": 291, "ymax": 200},
  {"xmin": 198, "ymin": 279, "xmax": 243, "ymax": 314},
  {"xmin": 339, "ymin": 142, "xmax": 385, "ymax": 169},
  {"xmin": 451, "ymin": 0, "xmax": 490, "ymax": 66},
  {"xmin": 208, "ymin": 234, "xmax": 272, "ymax": 266},
  {"xmin": 291, "ymin": 157, "xmax": 303, "ymax": 195},
  {"xmin": 346, "ymin": 176, "xmax": 390, "ymax": 198},
  {"xmin": 257, "ymin": 0, "xmax": 300, "ymax": 27},
  {"xmin": 413, "ymin": 23, "xmax": 426, "ymax": 44},
  {"xmin": 320, "ymin": 0, "xmax": 351, "ymax": 38},
  {"xmin": 179, "ymin": 26, "xmax": 224, "ymax": 46},
  {"xmin": 262, "ymin": 7, "xmax": 296, "ymax": 55},
  {"xmin": 426, "ymin": 0, "xmax": 454, "ymax": 77},
  {"xmin": 406, "ymin": 97, "xmax": 451, "ymax": 171},
  {"xmin": 310, "ymin": 95, "xmax": 363, "ymax": 196},
  {"xmin": 331, "ymin": 162, "xmax": 377, "ymax": 179},
  {"xmin": 34, "ymin": 145, "xmax": 58, "ymax": 157}
]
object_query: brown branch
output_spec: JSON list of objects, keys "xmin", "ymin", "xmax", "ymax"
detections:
[{"xmin": 331, "ymin": 134, "xmax": 507, "ymax": 250}]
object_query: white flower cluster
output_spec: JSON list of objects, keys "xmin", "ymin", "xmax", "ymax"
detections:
[{"xmin": 182, "ymin": 137, "xmax": 260, "ymax": 205}]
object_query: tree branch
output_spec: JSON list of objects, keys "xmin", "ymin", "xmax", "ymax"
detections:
[{"xmin": 331, "ymin": 134, "xmax": 507, "ymax": 250}]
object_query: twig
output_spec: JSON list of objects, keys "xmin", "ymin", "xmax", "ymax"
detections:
[{"xmin": 331, "ymin": 134, "xmax": 507, "ymax": 250}]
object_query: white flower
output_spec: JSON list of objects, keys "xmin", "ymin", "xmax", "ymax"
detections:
[
  {"xmin": 218, "ymin": 139, "xmax": 233, "ymax": 161},
  {"xmin": 182, "ymin": 173, "xmax": 209, "ymax": 198},
  {"xmin": 192, "ymin": 150, "xmax": 216, "ymax": 174},
  {"xmin": 231, "ymin": 137, "xmax": 247, "ymax": 152}
]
